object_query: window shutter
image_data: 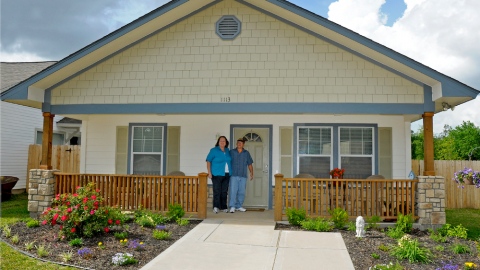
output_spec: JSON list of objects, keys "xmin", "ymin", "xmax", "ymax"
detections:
[
  {"xmin": 280, "ymin": 127, "xmax": 293, "ymax": 178},
  {"xmin": 378, "ymin": 127, "xmax": 393, "ymax": 179},
  {"xmin": 115, "ymin": 126, "xmax": 129, "ymax": 174},
  {"xmin": 166, "ymin": 126, "xmax": 181, "ymax": 175}
]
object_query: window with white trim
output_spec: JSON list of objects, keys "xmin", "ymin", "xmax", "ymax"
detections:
[
  {"xmin": 131, "ymin": 126, "xmax": 163, "ymax": 175},
  {"xmin": 297, "ymin": 127, "xmax": 332, "ymax": 178},
  {"xmin": 339, "ymin": 127, "xmax": 374, "ymax": 179}
]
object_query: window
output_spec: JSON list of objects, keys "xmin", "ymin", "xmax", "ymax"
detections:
[
  {"xmin": 243, "ymin": 132, "xmax": 262, "ymax": 142},
  {"xmin": 339, "ymin": 127, "xmax": 374, "ymax": 179},
  {"xmin": 297, "ymin": 127, "xmax": 332, "ymax": 178},
  {"xmin": 130, "ymin": 126, "xmax": 164, "ymax": 175},
  {"xmin": 36, "ymin": 131, "xmax": 65, "ymax": 145}
]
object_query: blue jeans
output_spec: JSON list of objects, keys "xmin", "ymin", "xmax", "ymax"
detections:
[{"xmin": 229, "ymin": 176, "xmax": 247, "ymax": 209}]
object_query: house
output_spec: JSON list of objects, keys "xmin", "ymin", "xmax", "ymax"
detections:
[
  {"xmin": 1, "ymin": 0, "xmax": 478, "ymax": 209},
  {"xmin": 0, "ymin": 62, "xmax": 81, "ymax": 191}
]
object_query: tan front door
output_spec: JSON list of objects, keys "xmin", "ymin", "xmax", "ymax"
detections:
[{"xmin": 233, "ymin": 128, "xmax": 269, "ymax": 208}]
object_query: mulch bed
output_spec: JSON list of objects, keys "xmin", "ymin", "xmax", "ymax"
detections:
[
  {"xmin": 275, "ymin": 223, "xmax": 480, "ymax": 270},
  {"xmin": 3, "ymin": 219, "xmax": 201, "ymax": 269}
]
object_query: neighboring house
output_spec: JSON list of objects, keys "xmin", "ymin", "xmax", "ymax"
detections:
[
  {"xmin": 1, "ymin": 0, "xmax": 478, "ymax": 207},
  {"xmin": 0, "ymin": 62, "xmax": 81, "ymax": 190}
]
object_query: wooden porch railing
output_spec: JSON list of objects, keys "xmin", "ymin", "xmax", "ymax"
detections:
[
  {"xmin": 274, "ymin": 174, "xmax": 419, "ymax": 221},
  {"xmin": 54, "ymin": 173, "xmax": 208, "ymax": 219}
]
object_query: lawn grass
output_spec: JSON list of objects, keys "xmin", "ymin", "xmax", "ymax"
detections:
[
  {"xmin": 0, "ymin": 242, "xmax": 75, "ymax": 270},
  {"xmin": 0, "ymin": 193, "xmax": 31, "ymax": 227},
  {"xmin": 446, "ymin": 208, "xmax": 480, "ymax": 240}
]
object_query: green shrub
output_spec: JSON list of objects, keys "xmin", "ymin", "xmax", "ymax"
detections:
[
  {"xmin": 300, "ymin": 217, "xmax": 334, "ymax": 232},
  {"xmin": 428, "ymin": 229, "xmax": 447, "ymax": 243},
  {"xmin": 26, "ymin": 219, "xmax": 40, "ymax": 228},
  {"xmin": 378, "ymin": 243, "xmax": 389, "ymax": 252},
  {"xmin": 437, "ymin": 224, "xmax": 452, "ymax": 237},
  {"xmin": 385, "ymin": 227, "xmax": 405, "ymax": 239},
  {"xmin": 134, "ymin": 208, "xmax": 169, "ymax": 225},
  {"xmin": 366, "ymin": 215, "xmax": 382, "ymax": 230},
  {"xmin": 449, "ymin": 243, "xmax": 471, "ymax": 254},
  {"xmin": 448, "ymin": 225, "xmax": 468, "ymax": 239},
  {"xmin": 395, "ymin": 213, "xmax": 414, "ymax": 233},
  {"xmin": 328, "ymin": 208, "xmax": 349, "ymax": 229},
  {"xmin": 346, "ymin": 221, "xmax": 356, "ymax": 231},
  {"xmin": 389, "ymin": 237, "xmax": 433, "ymax": 264},
  {"xmin": 43, "ymin": 182, "xmax": 125, "ymax": 238},
  {"xmin": 11, "ymin": 234, "xmax": 19, "ymax": 244},
  {"xmin": 166, "ymin": 204, "xmax": 185, "ymax": 221},
  {"xmin": 153, "ymin": 230, "xmax": 172, "ymax": 240},
  {"xmin": 370, "ymin": 262, "xmax": 404, "ymax": 270},
  {"xmin": 114, "ymin": 232, "xmax": 128, "ymax": 239},
  {"xmin": 433, "ymin": 245, "xmax": 444, "ymax": 252},
  {"xmin": 285, "ymin": 207, "xmax": 306, "ymax": 226},
  {"xmin": 371, "ymin": 253, "xmax": 380, "ymax": 259},
  {"xmin": 135, "ymin": 215, "xmax": 155, "ymax": 226},
  {"xmin": 36, "ymin": 244, "xmax": 50, "ymax": 257},
  {"xmin": 176, "ymin": 217, "xmax": 190, "ymax": 226},
  {"xmin": 69, "ymin": 238, "xmax": 83, "ymax": 247},
  {"xmin": 2, "ymin": 225, "xmax": 11, "ymax": 238}
]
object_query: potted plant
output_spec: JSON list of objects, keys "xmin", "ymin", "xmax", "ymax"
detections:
[
  {"xmin": 329, "ymin": 168, "xmax": 345, "ymax": 187},
  {"xmin": 453, "ymin": 167, "xmax": 480, "ymax": 188}
]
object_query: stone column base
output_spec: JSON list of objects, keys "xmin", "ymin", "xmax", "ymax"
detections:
[
  {"xmin": 28, "ymin": 169, "xmax": 59, "ymax": 219},
  {"xmin": 416, "ymin": 175, "xmax": 446, "ymax": 230}
]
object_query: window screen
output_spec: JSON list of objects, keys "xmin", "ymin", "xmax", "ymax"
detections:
[
  {"xmin": 131, "ymin": 126, "xmax": 163, "ymax": 175},
  {"xmin": 297, "ymin": 127, "xmax": 332, "ymax": 178},
  {"xmin": 339, "ymin": 127, "xmax": 374, "ymax": 179}
]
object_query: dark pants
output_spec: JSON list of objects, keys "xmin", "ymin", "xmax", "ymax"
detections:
[{"xmin": 212, "ymin": 174, "xmax": 230, "ymax": 209}]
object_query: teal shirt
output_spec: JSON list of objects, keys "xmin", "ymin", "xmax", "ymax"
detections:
[{"xmin": 206, "ymin": 146, "xmax": 232, "ymax": 176}]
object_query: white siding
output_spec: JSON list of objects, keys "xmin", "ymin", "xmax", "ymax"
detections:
[
  {"xmin": 80, "ymin": 114, "xmax": 409, "ymax": 181},
  {"xmin": 0, "ymin": 101, "xmax": 64, "ymax": 189}
]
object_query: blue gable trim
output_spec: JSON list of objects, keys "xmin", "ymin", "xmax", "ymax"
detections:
[
  {"xmin": 1, "ymin": 0, "xmax": 191, "ymax": 101},
  {"xmin": 258, "ymin": 0, "xmax": 479, "ymax": 97},
  {"xmin": 50, "ymin": 102, "xmax": 426, "ymax": 115},
  {"xmin": 127, "ymin": 123, "xmax": 168, "ymax": 175},
  {"xmin": 423, "ymin": 85, "xmax": 435, "ymax": 112}
]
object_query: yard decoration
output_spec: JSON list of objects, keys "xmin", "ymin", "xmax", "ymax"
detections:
[
  {"xmin": 356, "ymin": 216, "xmax": 366, "ymax": 238},
  {"xmin": 453, "ymin": 167, "xmax": 480, "ymax": 188},
  {"xmin": 43, "ymin": 182, "xmax": 125, "ymax": 238}
]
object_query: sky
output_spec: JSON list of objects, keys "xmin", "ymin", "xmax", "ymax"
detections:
[{"xmin": 1, "ymin": 0, "xmax": 479, "ymax": 134}]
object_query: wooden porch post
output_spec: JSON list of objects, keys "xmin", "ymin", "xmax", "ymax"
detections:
[
  {"xmin": 39, "ymin": 112, "xmax": 55, "ymax": 170},
  {"xmin": 197, "ymin": 173, "xmax": 208, "ymax": 219},
  {"xmin": 422, "ymin": 112, "xmax": 435, "ymax": 176},
  {"xmin": 274, "ymin": 174, "xmax": 284, "ymax": 221}
]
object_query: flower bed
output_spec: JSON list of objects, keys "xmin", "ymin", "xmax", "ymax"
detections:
[{"xmin": 2, "ymin": 218, "xmax": 200, "ymax": 269}]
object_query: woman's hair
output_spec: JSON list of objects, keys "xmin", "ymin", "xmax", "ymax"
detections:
[{"xmin": 215, "ymin": 136, "xmax": 229, "ymax": 148}]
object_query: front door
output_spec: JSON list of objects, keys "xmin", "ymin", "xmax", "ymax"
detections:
[{"xmin": 233, "ymin": 128, "xmax": 269, "ymax": 208}]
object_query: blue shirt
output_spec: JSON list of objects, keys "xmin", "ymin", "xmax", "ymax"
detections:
[
  {"xmin": 206, "ymin": 146, "xmax": 232, "ymax": 176},
  {"xmin": 230, "ymin": 148, "xmax": 253, "ymax": 178}
]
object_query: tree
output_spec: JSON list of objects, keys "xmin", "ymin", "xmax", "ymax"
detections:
[{"xmin": 448, "ymin": 121, "xmax": 480, "ymax": 160}]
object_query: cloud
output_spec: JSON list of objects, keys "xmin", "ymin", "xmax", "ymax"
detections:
[
  {"xmin": 1, "ymin": 0, "xmax": 169, "ymax": 61},
  {"xmin": 328, "ymin": 0, "xmax": 480, "ymax": 133}
]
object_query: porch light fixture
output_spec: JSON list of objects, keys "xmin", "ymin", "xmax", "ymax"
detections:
[{"xmin": 442, "ymin": 102, "xmax": 454, "ymax": 111}]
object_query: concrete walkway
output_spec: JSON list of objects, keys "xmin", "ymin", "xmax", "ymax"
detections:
[{"xmin": 141, "ymin": 213, "xmax": 355, "ymax": 270}]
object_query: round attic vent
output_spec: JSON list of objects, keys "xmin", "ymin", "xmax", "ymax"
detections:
[{"xmin": 216, "ymin": 15, "xmax": 241, "ymax": 40}]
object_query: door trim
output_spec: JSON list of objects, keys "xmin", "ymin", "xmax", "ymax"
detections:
[{"xmin": 230, "ymin": 124, "xmax": 273, "ymax": 209}]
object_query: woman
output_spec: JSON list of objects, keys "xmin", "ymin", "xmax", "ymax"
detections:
[{"xmin": 206, "ymin": 136, "xmax": 232, "ymax": 214}]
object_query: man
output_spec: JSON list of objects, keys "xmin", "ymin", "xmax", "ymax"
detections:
[{"xmin": 229, "ymin": 138, "xmax": 254, "ymax": 213}]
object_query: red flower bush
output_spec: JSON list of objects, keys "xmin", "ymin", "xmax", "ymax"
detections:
[{"xmin": 43, "ymin": 182, "xmax": 125, "ymax": 238}]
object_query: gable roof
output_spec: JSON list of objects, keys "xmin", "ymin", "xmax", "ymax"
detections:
[
  {"xmin": 1, "ymin": 61, "xmax": 57, "ymax": 92},
  {"xmin": 1, "ymin": 0, "xmax": 478, "ymax": 112}
]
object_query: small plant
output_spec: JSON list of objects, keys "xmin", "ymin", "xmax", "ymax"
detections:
[
  {"xmin": 434, "ymin": 245, "xmax": 445, "ymax": 252},
  {"xmin": 98, "ymin": 242, "xmax": 105, "ymax": 250},
  {"xmin": 114, "ymin": 232, "xmax": 128, "ymax": 239},
  {"xmin": 438, "ymin": 224, "xmax": 468, "ymax": 239},
  {"xmin": 465, "ymin": 263, "xmax": 477, "ymax": 270},
  {"xmin": 111, "ymin": 253, "xmax": 138, "ymax": 266},
  {"xmin": 428, "ymin": 228, "xmax": 447, "ymax": 243},
  {"xmin": 153, "ymin": 230, "xmax": 172, "ymax": 240},
  {"xmin": 347, "ymin": 221, "xmax": 356, "ymax": 231},
  {"xmin": 59, "ymin": 251, "xmax": 74, "ymax": 262},
  {"xmin": 120, "ymin": 239, "xmax": 128, "ymax": 246},
  {"xmin": 449, "ymin": 243, "xmax": 471, "ymax": 254},
  {"xmin": 135, "ymin": 215, "xmax": 156, "ymax": 227},
  {"xmin": 26, "ymin": 219, "xmax": 40, "ymax": 228},
  {"xmin": 285, "ymin": 207, "xmax": 306, "ymax": 226},
  {"xmin": 166, "ymin": 203, "xmax": 185, "ymax": 221},
  {"xmin": 385, "ymin": 227, "xmax": 405, "ymax": 239},
  {"xmin": 300, "ymin": 217, "xmax": 334, "ymax": 232},
  {"xmin": 176, "ymin": 218, "xmax": 190, "ymax": 226},
  {"xmin": 69, "ymin": 238, "xmax": 83, "ymax": 247},
  {"xmin": 328, "ymin": 207, "xmax": 349, "ymax": 229},
  {"xmin": 36, "ymin": 244, "xmax": 50, "ymax": 257},
  {"xmin": 436, "ymin": 261, "xmax": 460, "ymax": 270},
  {"xmin": 389, "ymin": 237, "xmax": 433, "ymax": 264},
  {"xmin": 11, "ymin": 234, "xmax": 19, "ymax": 244},
  {"xmin": 78, "ymin": 247, "xmax": 93, "ymax": 259},
  {"xmin": 127, "ymin": 239, "xmax": 145, "ymax": 251},
  {"xmin": 156, "ymin": 225, "xmax": 166, "ymax": 231},
  {"xmin": 371, "ymin": 253, "xmax": 380, "ymax": 259},
  {"xmin": 25, "ymin": 241, "xmax": 35, "ymax": 250},
  {"xmin": 125, "ymin": 224, "xmax": 130, "ymax": 230},
  {"xmin": 378, "ymin": 243, "xmax": 389, "ymax": 252},
  {"xmin": 369, "ymin": 262, "xmax": 404, "ymax": 270},
  {"xmin": 476, "ymin": 239, "xmax": 480, "ymax": 257},
  {"xmin": 2, "ymin": 225, "xmax": 11, "ymax": 238},
  {"xmin": 366, "ymin": 215, "xmax": 382, "ymax": 230},
  {"xmin": 395, "ymin": 213, "xmax": 414, "ymax": 233}
]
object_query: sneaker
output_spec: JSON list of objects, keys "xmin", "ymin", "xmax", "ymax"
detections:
[
  {"xmin": 236, "ymin": 207, "xmax": 247, "ymax": 212},
  {"xmin": 222, "ymin": 209, "xmax": 229, "ymax": 213},
  {"xmin": 229, "ymin": 207, "xmax": 235, "ymax": 213},
  {"xmin": 213, "ymin": 207, "xmax": 219, "ymax": 214}
]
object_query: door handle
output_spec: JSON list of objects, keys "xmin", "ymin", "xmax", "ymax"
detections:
[{"xmin": 263, "ymin": 170, "xmax": 268, "ymax": 173}]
